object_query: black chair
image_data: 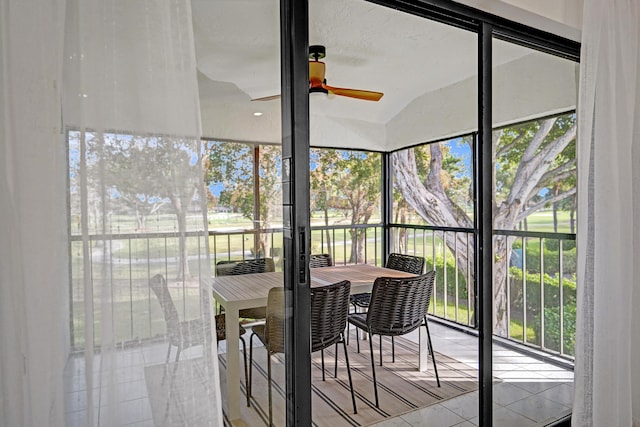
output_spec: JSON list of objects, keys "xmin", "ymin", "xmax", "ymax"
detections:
[
  {"xmin": 309, "ymin": 253, "xmax": 333, "ymax": 268},
  {"xmin": 351, "ymin": 253, "xmax": 425, "ymax": 309},
  {"xmin": 350, "ymin": 253, "xmax": 425, "ymax": 359},
  {"xmin": 347, "ymin": 271, "xmax": 440, "ymax": 408},
  {"xmin": 216, "ymin": 258, "xmax": 276, "ymax": 320},
  {"xmin": 150, "ymin": 274, "xmax": 250, "ymax": 405},
  {"xmin": 310, "ymin": 280, "xmax": 357, "ymax": 414},
  {"xmin": 249, "ymin": 281, "xmax": 357, "ymax": 425},
  {"xmin": 309, "ymin": 253, "xmax": 335, "ymax": 368}
]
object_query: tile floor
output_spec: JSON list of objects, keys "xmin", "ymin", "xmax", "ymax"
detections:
[{"xmin": 64, "ymin": 322, "xmax": 573, "ymax": 426}]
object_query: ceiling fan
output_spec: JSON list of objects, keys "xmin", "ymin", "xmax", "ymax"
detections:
[{"xmin": 252, "ymin": 45, "xmax": 384, "ymax": 102}]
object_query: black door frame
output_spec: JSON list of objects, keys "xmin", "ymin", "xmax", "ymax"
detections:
[{"xmin": 279, "ymin": 1, "xmax": 579, "ymax": 426}]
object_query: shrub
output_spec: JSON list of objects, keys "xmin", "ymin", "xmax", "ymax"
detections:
[
  {"xmin": 508, "ymin": 267, "xmax": 576, "ymax": 355},
  {"xmin": 426, "ymin": 256, "xmax": 470, "ymax": 302}
]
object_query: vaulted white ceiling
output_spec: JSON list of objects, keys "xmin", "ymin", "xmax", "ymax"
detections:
[{"xmin": 193, "ymin": 0, "xmax": 580, "ymax": 151}]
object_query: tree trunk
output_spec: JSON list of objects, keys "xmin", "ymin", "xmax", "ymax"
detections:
[
  {"xmin": 174, "ymin": 200, "xmax": 191, "ymax": 281},
  {"xmin": 323, "ymin": 205, "xmax": 332, "ymax": 254}
]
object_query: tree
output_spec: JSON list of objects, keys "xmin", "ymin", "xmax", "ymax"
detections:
[
  {"xmin": 310, "ymin": 149, "xmax": 342, "ymax": 251},
  {"xmin": 207, "ymin": 142, "xmax": 282, "ymax": 258},
  {"xmin": 393, "ymin": 114, "xmax": 577, "ymax": 336},
  {"xmin": 96, "ymin": 134, "xmax": 204, "ymax": 280},
  {"xmin": 333, "ymin": 151, "xmax": 381, "ymax": 263},
  {"xmin": 99, "ymin": 135, "xmax": 169, "ymax": 231}
]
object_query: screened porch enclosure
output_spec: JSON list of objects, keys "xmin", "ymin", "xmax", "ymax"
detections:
[{"xmin": 57, "ymin": 0, "xmax": 580, "ymax": 426}]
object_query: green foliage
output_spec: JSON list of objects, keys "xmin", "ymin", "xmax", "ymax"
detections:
[
  {"xmin": 508, "ymin": 267, "xmax": 576, "ymax": 355},
  {"xmin": 426, "ymin": 256, "xmax": 470, "ymax": 301},
  {"xmin": 511, "ymin": 239, "xmax": 577, "ymax": 277},
  {"xmin": 543, "ymin": 304, "xmax": 576, "ymax": 356}
]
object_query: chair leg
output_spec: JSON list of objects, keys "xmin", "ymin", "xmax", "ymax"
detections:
[
  {"xmin": 368, "ymin": 332, "xmax": 379, "ymax": 408},
  {"xmin": 321, "ymin": 349, "xmax": 326, "ymax": 381},
  {"xmin": 392, "ymin": 336, "xmax": 395, "ymax": 363},
  {"xmin": 171, "ymin": 347, "xmax": 181, "ymax": 380},
  {"xmin": 379, "ymin": 336, "xmax": 383, "ymax": 366},
  {"xmin": 424, "ymin": 318, "xmax": 440, "ymax": 387},
  {"xmin": 162, "ymin": 343, "xmax": 172, "ymax": 384},
  {"xmin": 341, "ymin": 334, "xmax": 357, "ymax": 414},
  {"xmin": 334, "ymin": 342, "xmax": 339, "ymax": 378},
  {"xmin": 240, "ymin": 336, "xmax": 249, "ymax": 406},
  {"xmin": 267, "ymin": 353, "xmax": 273, "ymax": 427}
]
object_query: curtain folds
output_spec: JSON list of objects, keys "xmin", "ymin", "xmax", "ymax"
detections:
[
  {"xmin": 62, "ymin": 0, "xmax": 221, "ymax": 425},
  {"xmin": 574, "ymin": 1, "xmax": 640, "ymax": 426},
  {"xmin": 3, "ymin": 0, "xmax": 222, "ymax": 425},
  {"xmin": 1, "ymin": 0, "xmax": 68, "ymax": 425}
]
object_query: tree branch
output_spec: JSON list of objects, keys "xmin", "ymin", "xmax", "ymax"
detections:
[{"xmin": 517, "ymin": 188, "xmax": 576, "ymax": 222}]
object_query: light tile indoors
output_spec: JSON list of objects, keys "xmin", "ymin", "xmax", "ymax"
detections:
[{"xmin": 64, "ymin": 322, "xmax": 573, "ymax": 426}]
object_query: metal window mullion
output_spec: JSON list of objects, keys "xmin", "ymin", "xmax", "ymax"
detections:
[
  {"xmin": 431, "ymin": 229, "xmax": 437, "ymax": 315},
  {"xmin": 467, "ymin": 232, "xmax": 472, "ymax": 326},
  {"xmin": 454, "ymin": 233, "xmax": 459, "ymax": 322},
  {"xmin": 443, "ymin": 231, "xmax": 448, "ymax": 319},
  {"xmin": 522, "ymin": 236, "xmax": 527, "ymax": 344},
  {"xmin": 539, "ymin": 238, "xmax": 545, "ymax": 349},
  {"xmin": 506, "ymin": 236, "xmax": 511, "ymax": 339},
  {"xmin": 559, "ymin": 239, "xmax": 564, "ymax": 355}
]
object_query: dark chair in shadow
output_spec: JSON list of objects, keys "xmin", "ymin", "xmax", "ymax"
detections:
[
  {"xmin": 215, "ymin": 258, "xmax": 276, "ymax": 321},
  {"xmin": 309, "ymin": 253, "xmax": 335, "ymax": 367},
  {"xmin": 248, "ymin": 280, "xmax": 357, "ymax": 425},
  {"xmin": 310, "ymin": 280, "xmax": 357, "ymax": 414},
  {"xmin": 349, "ymin": 253, "xmax": 425, "ymax": 360},
  {"xmin": 347, "ymin": 271, "xmax": 440, "ymax": 408},
  {"xmin": 248, "ymin": 287, "xmax": 285, "ymax": 426},
  {"xmin": 150, "ymin": 274, "xmax": 250, "ymax": 405}
]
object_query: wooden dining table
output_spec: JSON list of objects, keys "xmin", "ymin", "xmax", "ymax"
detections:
[{"xmin": 211, "ymin": 263, "xmax": 430, "ymax": 422}]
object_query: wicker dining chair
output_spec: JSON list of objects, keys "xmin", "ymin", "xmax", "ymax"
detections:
[
  {"xmin": 347, "ymin": 271, "xmax": 440, "ymax": 408},
  {"xmin": 350, "ymin": 253, "xmax": 425, "ymax": 309},
  {"xmin": 150, "ymin": 274, "xmax": 249, "ymax": 405},
  {"xmin": 248, "ymin": 287, "xmax": 285, "ymax": 426},
  {"xmin": 216, "ymin": 258, "xmax": 276, "ymax": 320},
  {"xmin": 349, "ymin": 253, "xmax": 425, "ymax": 359},
  {"xmin": 309, "ymin": 253, "xmax": 333, "ymax": 269},
  {"xmin": 310, "ymin": 280, "xmax": 357, "ymax": 414}
]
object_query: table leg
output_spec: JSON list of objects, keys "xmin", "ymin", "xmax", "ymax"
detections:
[
  {"xmin": 225, "ymin": 305, "xmax": 241, "ymax": 421},
  {"xmin": 418, "ymin": 325, "xmax": 428, "ymax": 372}
]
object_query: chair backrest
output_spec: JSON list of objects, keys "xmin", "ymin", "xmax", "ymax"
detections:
[
  {"xmin": 264, "ymin": 287, "xmax": 286, "ymax": 354},
  {"xmin": 149, "ymin": 274, "xmax": 181, "ymax": 342},
  {"xmin": 385, "ymin": 253, "xmax": 425, "ymax": 275},
  {"xmin": 309, "ymin": 253, "xmax": 333, "ymax": 269},
  {"xmin": 366, "ymin": 271, "xmax": 436, "ymax": 337},
  {"xmin": 230, "ymin": 258, "xmax": 275, "ymax": 275},
  {"xmin": 310, "ymin": 280, "xmax": 351, "ymax": 352},
  {"xmin": 216, "ymin": 260, "xmax": 239, "ymax": 276}
]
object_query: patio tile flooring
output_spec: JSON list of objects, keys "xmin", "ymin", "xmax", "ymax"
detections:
[{"xmin": 64, "ymin": 322, "xmax": 573, "ymax": 426}]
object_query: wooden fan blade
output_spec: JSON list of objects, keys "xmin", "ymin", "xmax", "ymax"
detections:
[
  {"xmin": 324, "ymin": 85, "xmax": 383, "ymax": 101},
  {"xmin": 251, "ymin": 94, "xmax": 281, "ymax": 101}
]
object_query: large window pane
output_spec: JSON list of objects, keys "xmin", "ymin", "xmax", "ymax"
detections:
[{"xmin": 492, "ymin": 37, "xmax": 577, "ymax": 426}]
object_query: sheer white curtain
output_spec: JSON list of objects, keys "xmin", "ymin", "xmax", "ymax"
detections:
[
  {"xmin": 1, "ymin": 1, "xmax": 68, "ymax": 426},
  {"xmin": 574, "ymin": 1, "xmax": 640, "ymax": 426},
  {"xmin": 62, "ymin": 0, "xmax": 222, "ymax": 425},
  {"xmin": 2, "ymin": 0, "xmax": 223, "ymax": 425}
]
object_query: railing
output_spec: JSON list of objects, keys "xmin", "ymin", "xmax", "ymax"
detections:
[
  {"xmin": 494, "ymin": 229, "xmax": 577, "ymax": 359},
  {"xmin": 388, "ymin": 224, "xmax": 576, "ymax": 359},
  {"xmin": 389, "ymin": 225, "xmax": 476, "ymax": 327},
  {"xmin": 70, "ymin": 223, "xmax": 576, "ymax": 359}
]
